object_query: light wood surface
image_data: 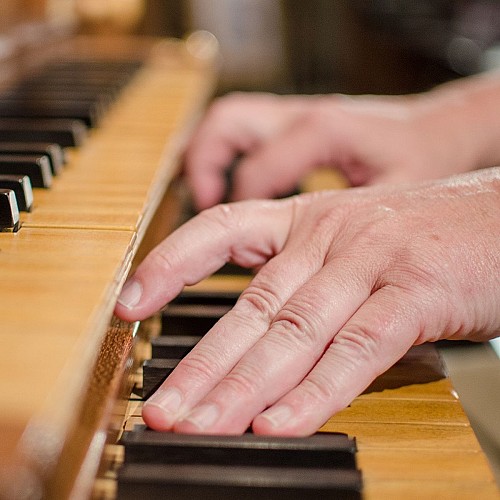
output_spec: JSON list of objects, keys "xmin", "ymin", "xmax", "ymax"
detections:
[{"xmin": 0, "ymin": 34, "xmax": 216, "ymax": 499}]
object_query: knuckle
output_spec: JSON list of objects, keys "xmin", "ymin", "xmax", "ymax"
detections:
[
  {"xmin": 332, "ymin": 322, "xmax": 393, "ymax": 380},
  {"xmin": 271, "ymin": 303, "xmax": 324, "ymax": 351},
  {"xmin": 147, "ymin": 245, "xmax": 179, "ymax": 272},
  {"xmin": 222, "ymin": 364, "xmax": 264, "ymax": 399},
  {"xmin": 238, "ymin": 284, "xmax": 283, "ymax": 322},
  {"xmin": 201, "ymin": 201, "xmax": 259, "ymax": 246},
  {"xmin": 209, "ymin": 92, "xmax": 248, "ymax": 117},
  {"xmin": 200, "ymin": 203, "xmax": 241, "ymax": 232},
  {"xmin": 300, "ymin": 375, "xmax": 337, "ymax": 406},
  {"xmin": 296, "ymin": 102, "xmax": 333, "ymax": 130},
  {"xmin": 336, "ymin": 323, "xmax": 382, "ymax": 358},
  {"xmin": 179, "ymin": 343, "xmax": 225, "ymax": 383}
]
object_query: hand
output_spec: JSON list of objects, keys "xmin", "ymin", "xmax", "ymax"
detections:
[
  {"xmin": 115, "ymin": 167, "xmax": 500, "ymax": 436},
  {"xmin": 184, "ymin": 80, "xmax": 500, "ymax": 211}
]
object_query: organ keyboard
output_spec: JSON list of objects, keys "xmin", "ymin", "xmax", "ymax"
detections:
[
  {"xmin": 0, "ymin": 5, "xmax": 499, "ymax": 500},
  {"xmin": 109, "ymin": 281, "xmax": 499, "ymax": 500},
  {"xmin": 0, "ymin": 31, "xmax": 217, "ymax": 499}
]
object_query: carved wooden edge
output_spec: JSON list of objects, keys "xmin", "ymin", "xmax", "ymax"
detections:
[{"xmin": 45, "ymin": 318, "xmax": 138, "ymax": 500}]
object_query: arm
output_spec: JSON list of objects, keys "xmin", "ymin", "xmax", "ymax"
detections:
[{"xmin": 115, "ymin": 167, "xmax": 500, "ymax": 436}]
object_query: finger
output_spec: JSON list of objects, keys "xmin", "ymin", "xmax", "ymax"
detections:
[
  {"xmin": 142, "ymin": 235, "xmax": 332, "ymax": 431},
  {"xmin": 184, "ymin": 94, "xmax": 281, "ymax": 211},
  {"xmin": 184, "ymin": 130, "xmax": 243, "ymax": 211},
  {"xmin": 168, "ymin": 257, "xmax": 377, "ymax": 435},
  {"xmin": 114, "ymin": 199, "xmax": 293, "ymax": 322},
  {"xmin": 231, "ymin": 116, "xmax": 336, "ymax": 201},
  {"xmin": 253, "ymin": 285, "xmax": 423, "ymax": 436}
]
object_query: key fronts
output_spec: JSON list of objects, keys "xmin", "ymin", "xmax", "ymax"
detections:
[
  {"xmin": 0, "ymin": 58, "xmax": 144, "ymax": 234},
  {"xmin": 118, "ymin": 428, "xmax": 361, "ymax": 499}
]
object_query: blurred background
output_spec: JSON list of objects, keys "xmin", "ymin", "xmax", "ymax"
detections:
[
  {"xmin": 76, "ymin": 0, "xmax": 500, "ymax": 95},
  {"xmin": 3, "ymin": 0, "xmax": 500, "ymax": 94}
]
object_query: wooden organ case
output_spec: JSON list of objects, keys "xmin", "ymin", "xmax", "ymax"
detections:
[{"xmin": 0, "ymin": 1, "xmax": 498, "ymax": 499}]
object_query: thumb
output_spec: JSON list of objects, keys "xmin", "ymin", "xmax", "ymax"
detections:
[{"xmin": 114, "ymin": 199, "xmax": 293, "ymax": 321}]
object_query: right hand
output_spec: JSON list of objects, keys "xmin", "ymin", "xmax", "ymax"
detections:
[{"xmin": 115, "ymin": 167, "xmax": 500, "ymax": 435}]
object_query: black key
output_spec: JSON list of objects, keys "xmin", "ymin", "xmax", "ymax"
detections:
[
  {"xmin": 161, "ymin": 303, "xmax": 232, "ymax": 336},
  {"xmin": 39, "ymin": 60, "xmax": 142, "ymax": 82},
  {"xmin": 43, "ymin": 59, "xmax": 142, "ymax": 75},
  {"xmin": 0, "ymin": 99, "xmax": 103, "ymax": 128},
  {"xmin": 0, "ymin": 143, "xmax": 65, "ymax": 175},
  {"xmin": 0, "ymin": 189, "xmax": 20, "ymax": 232},
  {"xmin": 0, "ymin": 119, "xmax": 87, "ymax": 147},
  {"xmin": 117, "ymin": 463, "xmax": 362, "ymax": 500},
  {"xmin": 216, "ymin": 262, "xmax": 254, "ymax": 276},
  {"xmin": 27, "ymin": 73, "xmax": 131, "ymax": 88},
  {"xmin": 13, "ymin": 81, "xmax": 122, "ymax": 100},
  {"xmin": 151, "ymin": 335, "xmax": 202, "ymax": 359},
  {"xmin": 0, "ymin": 155, "xmax": 53, "ymax": 188},
  {"xmin": 121, "ymin": 429, "xmax": 358, "ymax": 469},
  {"xmin": 142, "ymin": 358, "xmax": 180, "ymax": 400},
  {"xmin": 0, "ymin": 88, "xmax": 112, "ymax": 102},
  {"xmin": 171, "ymin": 290, "xmax": 240, "ymax": 306},
  {"xmin": 0, "ymin": 175, "xmax": 33, "ymax": 211}
]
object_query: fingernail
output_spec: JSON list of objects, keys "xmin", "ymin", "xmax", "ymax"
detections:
[
  {"xmin": 145, "ymin": 387, "xmax": 183, "ymax": 414},
  {"xmin": 182, "ymin": 403, "xmax": 219, "ymax": 430},
  {"xmin": 117, "ymin": 279, "xmax": 143, "ymax": 309},
  {"xmin": 259, "ymin": 404, "xmax": 293, "ymax": 428}
]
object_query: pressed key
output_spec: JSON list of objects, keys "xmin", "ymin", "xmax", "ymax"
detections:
[
  {"xmin": 121, "ymin": 428, "xmax": 358, "ymax": 469},
  {"xmin": 0, "ymin": 175, "xmax": 33, "ymax": 211},
  {"xmin": 151, "ymin": 335, "xmax": 202, "ymax": 359},
  {"xmin": 142, "ymin": 358, "xmax": 180, "ymax": 400},
  {"xmin": 0, "ymin": 142, "xmax": 65, "ymax": 175},
  {"xmin": 171, "ymin": 289, "xmax": 240, "ymax": 306},
  {"xmin": 0, "ymin": 189, "xmax": 20, "ymax": 232},
  {"xmin": 161, "ymin": 303, "xmax": 232, "ymax": 336},
  {"xmin": 0, "ymin": 155, "xmax": 53, "ymax": 188}
]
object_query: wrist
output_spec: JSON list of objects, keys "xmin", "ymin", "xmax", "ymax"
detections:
[{"xmin": 413, "ymin": 73, "xmax": 500, "ymax": 174}]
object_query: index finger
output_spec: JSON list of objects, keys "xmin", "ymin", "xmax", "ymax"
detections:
[
  {"xmin": 184, "ymin": 97, "xmax": 264, "ymax": 211},
  {"xmin": 114, "ymin": 199, "xmax": 293, "ymax": 322}
]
